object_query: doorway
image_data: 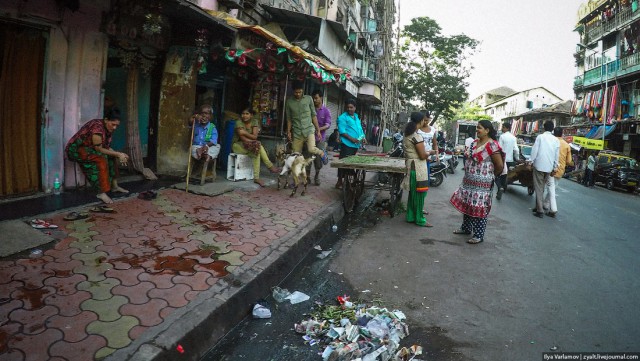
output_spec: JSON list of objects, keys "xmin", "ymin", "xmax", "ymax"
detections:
[{"xmin": 0, "ymin": 22, "xmax": 46, "ymax": 197}]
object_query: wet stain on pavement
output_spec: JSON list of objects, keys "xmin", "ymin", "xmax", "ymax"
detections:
[
  {"xmin": 194, "ymin": 219, "xmax": 234, "ymax": 232},
  {"xmin": 108, "ymin": 239, "xmax": 230, "ymax": 277},
  {"xmin": 15, "ymin": 285, "xmax": 50, "ymax": 310},
  {"xmin": 419, "ymin": 238, "xmax": 463, "ymax": 247},
  {"xmin": 405, "ymin": 325, "xmax": 474, "ymax": 361}
]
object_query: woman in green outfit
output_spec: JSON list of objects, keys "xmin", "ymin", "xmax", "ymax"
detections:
[
  {"xmin": 232, "ymin": 107, "xmax": 280, "ymax": 187},
  {"xmin": 403, "ymin": 112, "xmax": 433, "ymax": 227}
]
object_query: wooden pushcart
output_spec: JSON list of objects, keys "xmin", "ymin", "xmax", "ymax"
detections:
[
  {"xmin": 330, "ymin": 154, "xmax": 407, "ymax": 216},
  {"xmin": 506, "ymin": 162, "xmax": 534, "ymax": 195}
]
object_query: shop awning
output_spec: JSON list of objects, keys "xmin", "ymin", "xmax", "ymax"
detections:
[
  {"xmin": 261, "ymin": 5, "xmax": 349, "ymax": 42},
  {"xmin": 206, "ymin": 10, "xmax": 349, "ymax": 78},
  {"xmin": 163, "ymin": 2, "xmax": 236, "ymax": 32}
]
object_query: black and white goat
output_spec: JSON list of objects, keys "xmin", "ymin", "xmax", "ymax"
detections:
[{"xmin": 277, "ymin": 153, "xmax": 316, "ymax": 196}]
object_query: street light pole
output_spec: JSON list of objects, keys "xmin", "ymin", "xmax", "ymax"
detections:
[{"xmin": 602, "ymin": 51, "xmax": 608, "ymax": 147}]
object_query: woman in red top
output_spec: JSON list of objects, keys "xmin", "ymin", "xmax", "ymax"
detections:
[{"xmin": 65, "ymin": 108, "xmax": 130, "ymax": 204}]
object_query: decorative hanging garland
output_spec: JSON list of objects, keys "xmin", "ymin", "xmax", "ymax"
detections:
[{"xmin": 213, "ymin": 45, "xmax": 350, "ymax": 83}]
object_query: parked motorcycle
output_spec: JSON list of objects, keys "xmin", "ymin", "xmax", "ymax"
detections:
[{"xmin": 429, "ymin": 155, "xmax": 448, "ymax": 187}]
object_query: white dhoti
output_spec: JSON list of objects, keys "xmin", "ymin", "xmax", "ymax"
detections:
[{"xmin": 191, "ymin": 144, "xmax": 220, "ymax": 160}]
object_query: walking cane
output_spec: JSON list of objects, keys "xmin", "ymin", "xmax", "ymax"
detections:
[{"xmin": 185, "ymin": 114, "xmax": 197, "ymax": 193}]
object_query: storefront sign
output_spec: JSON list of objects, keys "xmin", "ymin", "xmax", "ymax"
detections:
[
  {"xmin": 345, "ymin": 79, "xmax": 358, "ymax": 98},
  {"xmin": 573, "ymin": 136, "xmax": 606, "ymax": 150}
]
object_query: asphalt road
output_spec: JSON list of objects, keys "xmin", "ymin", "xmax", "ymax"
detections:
[{"xmin": 202, "ymin": 168, "xmax": 640, "ymax": 361}]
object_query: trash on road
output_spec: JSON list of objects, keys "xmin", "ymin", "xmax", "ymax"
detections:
[
  {"xmin": 252, "ymin": 299, "xmax": 272, "ymax": 319},
  {"xmin": 272, "ymin": 287, "xmax": 291, "ymax": 303},
  {"xmin": 286, "ymin": 291, "xmax": 310, "ymax": 304},
  {"xmin": 294, "ymin": 297, "xmax": 421, "ymax": 360},
  {"xmin": 317, "ymin": 250, "xmax": 332, "ymax": 259}
]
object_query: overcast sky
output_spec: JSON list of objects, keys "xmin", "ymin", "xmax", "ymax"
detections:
[{"xmin": 398, "ymin": 0, "xmax": 585, "ymax": 102}]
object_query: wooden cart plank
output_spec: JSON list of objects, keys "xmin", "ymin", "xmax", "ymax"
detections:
[{"xmin": 330, "ymin": 154, "xmax": 406, "ymax": 174}]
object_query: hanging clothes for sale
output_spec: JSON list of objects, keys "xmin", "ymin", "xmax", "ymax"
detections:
[{"xmin": 608, "ymin": 84, "xmax": 618, "ymax": 123}]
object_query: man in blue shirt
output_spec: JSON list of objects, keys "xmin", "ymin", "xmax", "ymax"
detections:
[{"xmin": 189, "ymin": 104, "xmax": 220, "ymax": 161}]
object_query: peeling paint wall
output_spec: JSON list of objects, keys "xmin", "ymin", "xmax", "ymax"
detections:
[
  {"xmin": 1, "ymin": 0, "xmax": 110, "ymax": 192},
  {"xmin": 157, "ymin": 47, "xmax": 199, "ymax": 175}
]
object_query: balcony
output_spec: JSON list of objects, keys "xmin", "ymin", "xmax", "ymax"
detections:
[
  {"xmin": 574, "ymin": 75, "xmax": 584, "ymax": 89},
  {"xmin": 584, "ymin": 6, "xmax": 638, "ymax": 45},
  {"xmin": 580, "ymin": 51, "xmax": 640, "ymax": 88}
]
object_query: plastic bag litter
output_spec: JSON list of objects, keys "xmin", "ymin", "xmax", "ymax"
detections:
[
  {"xmin": 317, "ymin": 250, "xmax": 332, "ymax": 259},
  {"xmin": 252, "ymin": 300, "xmax": 271, "ymax": 319},
  {"xmin": 286, "ymin": 291, "xmax": 310, "ymax": 304},
  {"xmin": 272, "ymin": 287, "xmax": 291, "ymax": 303},
  {"xmin": 366, "ymin": 316, "xmax": 390, "ymax": 339}
]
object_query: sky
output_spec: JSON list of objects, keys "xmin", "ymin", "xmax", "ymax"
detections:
[{"xmin": 398, "ymin": 0, "xmax": 585, "ymax": 102}]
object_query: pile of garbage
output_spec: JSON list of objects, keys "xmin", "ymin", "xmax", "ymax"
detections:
[{"xmin": 293, "ymin": 295, "xmax": 423, "ymax": 361}]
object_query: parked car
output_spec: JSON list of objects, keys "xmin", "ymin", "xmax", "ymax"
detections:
[{"xmin": 593, "ymin": 154, "xmax": 639, "ymax": 192}]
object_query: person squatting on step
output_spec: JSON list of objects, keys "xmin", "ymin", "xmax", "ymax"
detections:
[
  {"xmin": 232, "ymin": 107, "xmax": 280, "ymax": 187},
  {"xmin": 65, "ymin": 107, "xmax": 129, "ymax": 204},
  {"xmin": 189, "ymin": 104, "xmax": 220, "ymax": 163},
  {"xmin": 450, "ymin": 120, "xmax": 504, "ymax": 244}
]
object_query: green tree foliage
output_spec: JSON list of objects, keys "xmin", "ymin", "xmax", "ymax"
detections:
[
  {"xmin": 439, "ymin": 103, "xmax": 491, "ymax": 139},
  {"xmin": 398, "ymin": 17, "xmax": 479, "ymax": 123}
]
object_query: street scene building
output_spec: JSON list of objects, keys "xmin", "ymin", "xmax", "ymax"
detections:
[
  {"xmin": 573, "ymin": 0, "xmax": 640, "ymax": 158},
  {"xmin": 0, "ymin": 0, "xmax": 398, "ymax": 200}
]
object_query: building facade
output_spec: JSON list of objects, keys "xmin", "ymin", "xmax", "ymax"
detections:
[
  {"xmin": 0, "ymin": 0, "xmax": 398, "ymax": 200},
  {"xmin": 479, "ymin": 87, "xmax": 563, "ymax": 123},
  {"xmin": 573, "ymin": 0, "xmax": 640, "ymax": 157}
]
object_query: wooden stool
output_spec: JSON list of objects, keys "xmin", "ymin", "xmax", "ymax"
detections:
[{"xmin": 188, "ymin": 157, "xmax": 217, "ymax": 185}]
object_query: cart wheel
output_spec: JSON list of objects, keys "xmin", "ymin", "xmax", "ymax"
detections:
[
  {"xmin": 389, "ymin": 173, "xmax": 404, "ymax": 217},
  {"xmin": 342, "ymin": 170, "xmax": 357, "ymax": 213},
  {"xmin": 528, "ymin": 187, "xmax": 534, "ymax": 195}
]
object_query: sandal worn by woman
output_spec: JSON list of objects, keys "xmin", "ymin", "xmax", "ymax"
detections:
[{"xmin": 467, "ymin": 237, "xmax": 483, "ymax": 244}]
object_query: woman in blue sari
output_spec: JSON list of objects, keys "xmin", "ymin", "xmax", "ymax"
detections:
[{"xmin": 335, "ymin": 99, "xmax": 366, "ymax": 189}]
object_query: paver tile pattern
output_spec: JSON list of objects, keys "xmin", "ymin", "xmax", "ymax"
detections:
[{"xmin": 0, "ymin": 182, "xmax": 334, "ymax": 360}]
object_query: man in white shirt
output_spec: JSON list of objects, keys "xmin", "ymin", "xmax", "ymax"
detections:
[
  {"xmin": 496, "ymin": 122, "xmax": 519, "ymax": 200},
  {"xmin": 530, "ymin": 120, "xmax": 559, "ymax": 218}
]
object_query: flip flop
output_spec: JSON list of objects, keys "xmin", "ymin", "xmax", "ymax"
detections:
[
  {"xmin": 90, "ymin": 206, "xmax": 115, "ymax": 213},
  {"xmin": 29, "ymin": 219, "xmax": 58, "ymax": 229},
  {"xmin": 63, "ymin": 212, "xmax": 90, "ymax": 221},
  {"xmin": 137, "ymin": 190, "xmax": 157, "ymax": 200}
]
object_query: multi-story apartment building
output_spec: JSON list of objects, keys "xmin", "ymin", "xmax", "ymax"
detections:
[
  {"xmin": 474, "ymin": 86, "xmax": 562, "ymax": 124},
  {"xmin": 573, "ymin": 0, "xmax": 640, "ymax": 157}
]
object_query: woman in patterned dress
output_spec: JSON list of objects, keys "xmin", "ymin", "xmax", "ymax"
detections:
[
  {"xmin": 450, "ymin": 120, "xmax": 504, "ymax": 244},
  {"xmin": 65, "ymin": 107, "xmax": 129, "ymax": 204}
]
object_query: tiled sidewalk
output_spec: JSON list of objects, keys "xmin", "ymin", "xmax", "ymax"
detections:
[{"xmin": 0, "ymin": 173, "xmax": 342, "ymax": 361}]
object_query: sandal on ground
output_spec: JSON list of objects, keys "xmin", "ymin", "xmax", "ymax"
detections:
[
  {"xmin": 421, "ymin": 222, "xmax": 434, "ymax": 228},
  {"xmin": 90, "ymin": 205, "xmax": 115, "ymax": 213},
  {"xmin": 467, "ymin": 237, "xmax": 484, "ymax": 244},
  {"xmin": 137, "ymin": 190, "xmax": 157, "ymax": 200},
  {"xmin": 422, "ymin": 210, "xmax": 429, "ymax": 215},
  {"xmin": 453, "ymin": 229, "xmax": 471, "ymax": 235},
  {"xmin": 63, "ymin": 212, "xmax": 90, "ymax": 221},
  {"xmin": 29, "ymin": 219, "xmax": 58, "ymax": 229}
]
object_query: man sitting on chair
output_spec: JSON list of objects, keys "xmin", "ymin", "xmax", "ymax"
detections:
[{"xmin": 189, "ymin": 104, "xmax": 220, "ymax": 162}]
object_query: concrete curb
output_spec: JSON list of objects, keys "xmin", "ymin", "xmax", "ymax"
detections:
[{"xmin": 107, "ymin": 199, "xmax": 345, "ymax": 361}]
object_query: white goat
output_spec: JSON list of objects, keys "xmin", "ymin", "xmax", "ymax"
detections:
[{"xmin": 277, "ymin": 153, "xmax": 316, "ymax": 196}]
